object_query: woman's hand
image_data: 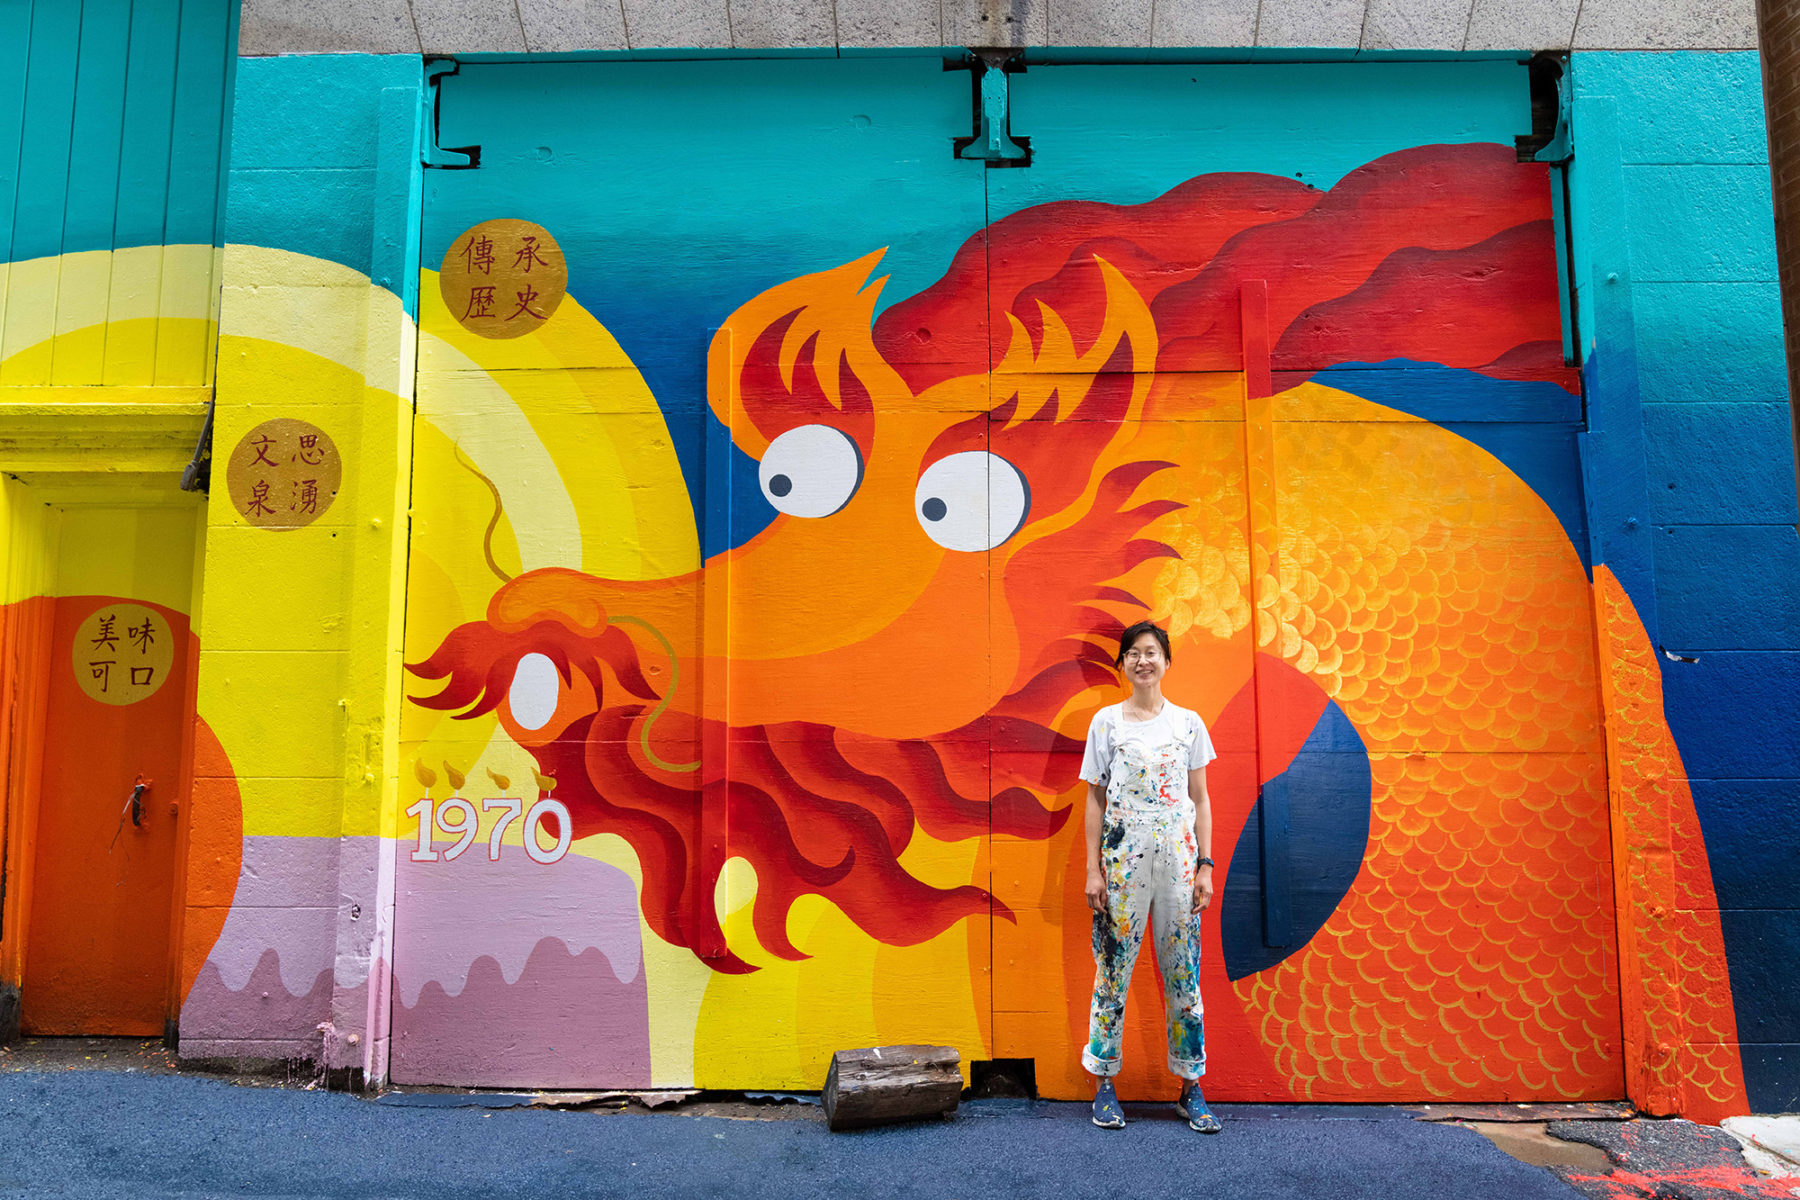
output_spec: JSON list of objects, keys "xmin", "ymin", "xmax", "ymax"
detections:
[
  {"xmin": 1191, "ymin": 865, "xmax": 1215, "ymax": 914},
  {"xmin": 1086, "ymin": 869, "xmax": 1108, "ymax": 915}
]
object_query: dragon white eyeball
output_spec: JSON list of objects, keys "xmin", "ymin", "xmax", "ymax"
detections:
[
  {"xmin": 915, "ymin": 451, "xmax": 1030, "ymax": 552},
  {"xmin": 757, "ymin": 424, "xmax": 864, "ymax": 518}
]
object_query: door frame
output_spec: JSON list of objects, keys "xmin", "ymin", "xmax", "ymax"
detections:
[{"xmin": 0, "ymin": 394, "xmax": 210, "ymax": 1043}]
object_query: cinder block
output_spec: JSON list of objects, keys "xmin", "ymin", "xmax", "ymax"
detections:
[
  {"xmin": 1048, "ymin": 0, "xmax": 1153, "ymax": 47},
  {"xmin": 1254, "ymin": 0, "xmax": 1365, "ymax": 48},
  {"xmin": 238, "ymin": 0, "xmax": 421, "ymax": 54},
  {"xmin": 1662, "ymin": 650, "xmax": 1800, "ymax": 778},
  {"xmin": 1573, "ymin": 0, "xmax": 1757, "ymax": 49},
  {"xmin": 1645, "ymin": 403, "xmax": 1799, "ymax": 526},
  {"xmin": 1464, "ymin": 0, "xmax": 1579, "ymax": 49},
  {"xmin": 1690, "ymin": 779, "xmax": 1800, "ymax": 912},
  {"xmin": 731, "ymin": 0, "xmax": 835, "ymax": 47},
  {"xmin": 1573, "ymin": 51, "xmax": 1768, "ymax": 165},
  {"xmin": 1360, "ymin": 0, "xmax": 1471, "ymax": 50},
  {"xmin": 235, "ymin": 836, "xmax": 345, "ymax": 909},
  {"xmin": 198, "ymin": 651, "xmax": 352, "ymax": 780},
  {"xmin": 1152, "ymin": 0, "xmax": 1257, "ymax": 47},
  {"xmin": 411, "ymin": 0, "xmax": 527, "ymax": 52},
  {"xmin": 1717, "ymin": 910, "xmax": 1800, "ymax": 1042},
  {"xmin": 836, "ymin": 0, "xmax": 940, "ymax": 46},
  {"xmin": 223, "ymin": 170, "xmax": 378, "ymax": 278},
  {"xmin": 943, "ymin": 0, "xmax": 1047, "ymax": 47},
  {"xmin": 622, "ymin": 0, "xmax": 731, "ymax": 47},
  {"xmin": 1741, "ymin": 1046, "xmax": 1800, "ymax": 1113},
  {"xmin": 200, "ymin": 527, "xmax": 354, "ymax": 652},
  {"xmin": 1654, "ymin": 524, "xmax": 1800, "ymax": 651},
  {"xmin": 1634, "ymin": 282, "xmax": 1787, "ymax": 408},
  {"xmin": 232, "ymin": 57, "xmax": 418, "ymax": 173},
  {"xmin": 1624, "ymin": 164, "xmax": 1777, "ymax": 283},
  {"xmin": 517, "ymin": 0, "xmax": 629, "ymax": 51}
]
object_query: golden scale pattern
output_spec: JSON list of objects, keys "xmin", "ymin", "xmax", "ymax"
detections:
[
  {"xmin": 1597, "ymin": 572, "xmax": 1747, "ymax": 1119},
  {"xmin": 1149, "ymin": 409, "xmax": 1624, "ymax": 1099}
]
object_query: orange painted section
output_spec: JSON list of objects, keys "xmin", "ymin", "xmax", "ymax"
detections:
[
  {"xmin": 1594, "ymin": 566, "xmax": 1749, "ymax": 1122},
  {"xmin": 20, "ymin": 596, "xmax": 194, "ymax": 1035},
  {"xmin": 178, "ymin": 718, "xmax": 242, "ymax": 1004},
  {"xmin": 0, "ymin": 594, "xmax": 55, "ymax": 992}
]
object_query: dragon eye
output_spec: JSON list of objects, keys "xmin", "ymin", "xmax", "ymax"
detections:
[
  {"xmin": 508, "ymin": 652, "xmax": 561, "ymax": 731},
  {"xmin": 915, "ymin": 451, "xmax": 1030, "ymax": 552},
  {"xmin": 757, "ymin": 424, "xmax": 862, "ymax": 518}
]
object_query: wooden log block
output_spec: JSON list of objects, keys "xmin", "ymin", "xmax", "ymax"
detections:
[{"xmin": 822, "ymin": 1044, "xmax": 962, "ymax": 1131}]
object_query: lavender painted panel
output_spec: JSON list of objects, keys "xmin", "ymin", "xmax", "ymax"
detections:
[{"xmin": 389, "ymin": 844, "xmax": 649, "ymax": 1087}]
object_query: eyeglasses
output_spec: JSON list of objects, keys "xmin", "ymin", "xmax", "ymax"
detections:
[{"xmin": 1122, "ymin": 651, "xmax": 1162, "ymax": 663}]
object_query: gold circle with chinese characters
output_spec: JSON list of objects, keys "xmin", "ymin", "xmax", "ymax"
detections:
[
  {"xmin": 439, "ymin": 219, "xmax": 568, "ymax": 339},
  {"xmin": 226, "ymin": 419, "xmax": 342, "ymax": 530},
  {"xmin": 73, "ymin": 603, "xmax": 175, "ymax": 706}
]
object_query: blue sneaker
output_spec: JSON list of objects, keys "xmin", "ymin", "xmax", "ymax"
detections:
[
  {"xmin": 1176, "ymin": 1080, "xmax": 1222, "ymax": 1133},
  {"xmin": 1091, "ymin": 1078, "xmax": 1125, "ymax": 1129}
]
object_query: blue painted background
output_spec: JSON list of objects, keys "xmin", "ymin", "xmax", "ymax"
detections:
[{"xmin": 1575, "ymin": 50, "xmax": 1800, "ymax": 1112}]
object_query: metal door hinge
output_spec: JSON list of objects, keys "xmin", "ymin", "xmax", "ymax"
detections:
[
  {"xmin": 953, "ymin": 50, "xmax": 1030, "ymax": 167},
  {"xmin": 423, "ymin": 58, "xmax": 480, "ymax": 170}
]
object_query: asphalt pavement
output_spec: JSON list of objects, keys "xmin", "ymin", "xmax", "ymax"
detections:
[{"xmin": 0, "ymin": 1067, "xmax": 1595, "ymax": 1200}]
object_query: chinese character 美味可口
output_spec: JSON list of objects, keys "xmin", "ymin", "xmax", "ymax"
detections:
[{"xmin": 127, "ymin": 619, "xmax": 155, "ymax": 653}]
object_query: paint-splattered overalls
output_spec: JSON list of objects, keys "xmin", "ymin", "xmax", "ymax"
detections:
[{"xmin": 1078, "ymin": 703, "xmax": 1214, "ymax": 1080}]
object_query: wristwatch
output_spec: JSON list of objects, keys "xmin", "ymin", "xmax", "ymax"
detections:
[{"xmin": 1197, "ymin": 856, "xmax": 1215, "ymax": 868}]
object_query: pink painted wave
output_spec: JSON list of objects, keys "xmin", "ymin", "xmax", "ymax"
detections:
[{"xmin": 391, "ymin": 936, "xmax": 651, "ymax": 1087}]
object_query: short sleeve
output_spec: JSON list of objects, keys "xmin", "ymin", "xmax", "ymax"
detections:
[
  {"xmin": 1188, "ymin": 712, "xmax": 1217, "ymax": 770},
  {"xmin": 1079, "ymin": 708, "xmax": 1113, "ymax": 787}
]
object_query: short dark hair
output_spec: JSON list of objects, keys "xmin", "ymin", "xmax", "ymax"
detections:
[{"xmin": 1115, "ymin": 620, "xmax": 1172, "ymax": 666}]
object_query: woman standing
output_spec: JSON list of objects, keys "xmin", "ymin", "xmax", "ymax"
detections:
[{"xmin": 1079, "ymin": 620, "xmax": 1221, "ymax": 1133}]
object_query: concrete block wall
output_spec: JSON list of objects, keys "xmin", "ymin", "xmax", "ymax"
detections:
[
  {"xmin": 177, "ymin": 55, "xmax": 422, "ymax": 1083},
  {"xmin": 236, "ymin": 0, "xmax": 1759, "ymax": 55},
  {"xmin": 1574, "ymin": 50, "xmax": 1800, "ymax": 1113}
]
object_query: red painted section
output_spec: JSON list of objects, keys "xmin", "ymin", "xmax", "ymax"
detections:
[
  {"xmin": 1564, "ymin": 1165, "xmax": 1798, "ymax": 1199},
  {"xmin": 877, "ymin": 143, "xmax": 1576, "ymax": 393}
]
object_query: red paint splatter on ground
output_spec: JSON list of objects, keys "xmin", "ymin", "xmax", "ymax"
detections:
[{"xmin": 1562, "ymin": 1164, "xmax": 1799, "ymax": 1199}]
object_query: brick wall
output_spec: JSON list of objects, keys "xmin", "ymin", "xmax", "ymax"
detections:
[{"xmin": 1757, "ymin": 0, "xmax": 1800, "ymax": 502}]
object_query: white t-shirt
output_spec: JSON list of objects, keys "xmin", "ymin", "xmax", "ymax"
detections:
[{"xmin": 1079, "ymin": 701, "xmax": 1217, "ymax": 810}]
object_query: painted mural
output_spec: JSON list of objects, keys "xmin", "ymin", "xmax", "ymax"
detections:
[
  {"xmin": 4, "ymin": 41, "xmax": 1780, "ymax": 1120},
  {"xmin": 361, "ymin": 137, "xmax": 1737, "ymax": 1109}
]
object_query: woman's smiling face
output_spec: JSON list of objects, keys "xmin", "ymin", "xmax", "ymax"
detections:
[{"xmin": 1121, "ymin": 630, "xmax": 1168, "ymax": 689}]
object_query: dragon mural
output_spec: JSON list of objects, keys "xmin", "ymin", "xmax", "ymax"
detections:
[{"xmin": 400, "ymin": 142, "xmax": 1746, "ymax": 1110}]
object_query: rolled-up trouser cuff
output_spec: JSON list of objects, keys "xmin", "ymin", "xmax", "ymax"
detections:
[
  {"xmin": 1168, "ymin": 1054, "xmax": 1206, "ymax": 1080},
  {"xmin": 1082, "ymin": 1048, "xmax": 1122, "ymax": 1078}
]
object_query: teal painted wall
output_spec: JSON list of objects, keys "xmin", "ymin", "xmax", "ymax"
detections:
[
  {"xmin": 0, "ymin": 0, "xmax": 236, "ymax": 264},
  {"xmin": 226, "ymin": 54, "xmax": 423, "ymax": 311},
  {"xmin": 0, "ymin": 0, "xmax": 237, "ymax": 384},
  {"xmin": 1573, "ymin": 49, "xmax": 1800, "ymax": 1112}
]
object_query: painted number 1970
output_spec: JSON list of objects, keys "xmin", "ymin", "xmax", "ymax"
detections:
[{"xmin": 405, "ymin": 796, "xmax": 573, "ymax": 864}]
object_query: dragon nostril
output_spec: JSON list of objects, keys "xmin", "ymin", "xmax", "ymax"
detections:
[
  {"xmin": 769, "ymin": 474, "xmax": 793, "ymax": 497},
  {"xmin": 922, "ymin": 497, "xmax": 947, "ymax": 522}
]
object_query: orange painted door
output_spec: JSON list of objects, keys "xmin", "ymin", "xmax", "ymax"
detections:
[{"xmin": 21, "ymin": 506, "xmax": 197, "ymax": 1035}]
